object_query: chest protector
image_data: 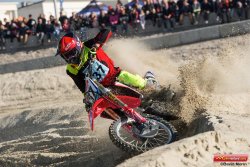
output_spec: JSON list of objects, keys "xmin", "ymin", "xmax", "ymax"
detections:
[{"xmin": 67, "ymin": 46, "xmax": 121, "ymax": 86}]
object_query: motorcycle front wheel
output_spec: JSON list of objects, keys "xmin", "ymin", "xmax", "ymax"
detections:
[{"xmin": 109, "ymin": 114, "xmax": 178, "ymax": 154}]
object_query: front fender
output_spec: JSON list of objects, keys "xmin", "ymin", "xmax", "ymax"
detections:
[{"xmin": 88, "ymin": 95, "xmax": 141, "ymax": 130}]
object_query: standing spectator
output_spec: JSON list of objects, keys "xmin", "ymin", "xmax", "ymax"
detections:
[
  {"xmin": 109, "ymin": 10, "xmax": 119, "ymax": 33},
  {"xmin": 0, "ymin": 21, "xmax": 6, "ymax": 50},
  {"xmin": 17, "ymin": 22, "xmax": 29, "ymax": 44},
  {"xmin": 201, "ymin": 0, "xmax": 212, "ymax": 24},
  {"xmin": 45, "ymin": 20, "xmax": 55, "ymax": 42},
  {"xmin": 162, "ymin": 0, "xmax": 175, "ymax": 30},
  {"xmin": 98, "ymin": 10, "xmax": 109, "ymax": 30},
  {"xmin": 119, "ymin": 7, "xmax": 130, "ymax": 33},
  {"xmin": 36, "ymin": 18, "xmax": 46, "ymax": 43},
  {"xmin": 192, "ymin": 0, "xmax": 201, "ymax": 24},
  {"xmin": 27, "ymin": 14, "xmax": 36, "ymax": 34},
  {"xmin": 179, "ymin": 0, "xmax": 194, "ymax": 25}
]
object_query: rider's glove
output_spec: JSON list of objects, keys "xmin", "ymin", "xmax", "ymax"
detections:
[{"xmin": 89, "ymin": 46, "xmax": 97, "ymax": 60}]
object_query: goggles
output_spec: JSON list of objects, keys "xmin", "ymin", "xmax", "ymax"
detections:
[{"xmin": 61, "ymin": 48, "xmax": 80, "ymax": 65}]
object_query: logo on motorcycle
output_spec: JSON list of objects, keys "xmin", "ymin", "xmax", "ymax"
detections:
[{"xmin": 213, "ymin": 154, "xmax": 248, "ymax": 162}]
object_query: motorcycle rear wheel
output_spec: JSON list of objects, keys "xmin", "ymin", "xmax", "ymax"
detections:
[{"xmin": 109, "ymin": 114, "xmax": 178, "ymax": 154}]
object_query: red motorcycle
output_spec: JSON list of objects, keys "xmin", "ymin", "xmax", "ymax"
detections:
[{"xmin": 85, "ymin": 58, "xmax": 178, "ymax": 153}]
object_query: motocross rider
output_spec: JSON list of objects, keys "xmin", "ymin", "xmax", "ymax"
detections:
[{"xmin": 55, "ymin": 29, "xmax": 157, "ymax": 100}]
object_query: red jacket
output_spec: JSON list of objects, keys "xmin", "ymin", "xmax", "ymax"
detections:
[{"xmin": 96, "ymin": 47, "xmax": 121, "ymax": 86}]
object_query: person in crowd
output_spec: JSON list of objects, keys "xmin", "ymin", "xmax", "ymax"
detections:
[
  {"xmin": 115, "ymin": 1, "xmax": 123, "ymax": 13},
  {"xmin": 7, "ymin": 20, "xmax": 18, "ymax": 43},
  {"xmin": 117, "ymin": 0, "xmax": 123, "ymax": 6},
  {"xmin": 98, "ymin": 10, "xmax": 110, "ymax": 30},
  {"xmin": 179, "ymin": 0, "xmax": 194, "ymax": 25},
  {"xmin": 219, "ymin": 0, "xmax": 231, "ymax": 23},
  {"xmin": 89, "ymin": 12, "xmax": 99, "ymax": 28},
  {"xmin": 36, "ymin": 18, "xmax": 46, "ymax": 43},
  {"xmin": 192, "ymin": 0, "xmax": 201, "ymax": 24},
  {"xmin": 139, "ymin": 10, "xmax": 146, "ymax": 30},
  {"xmin": 143, "ymin": 0, "xmax": 155, "ymax": 20},
  {"xmin": 0, "ymin": 21, "xmax": 6, "ymax": 50},
  {"xmin": 201, "ymin": 0, "xmax": 212, "ymax": 24},
  {"xmin": 154, "ymin": 6, "xmax": 163, "ymax": 27},
  {"xmin": 162, "ymin": 0, "xmax": 175, "ymax": 30},
  {"xmin": 119, "ymin": 7, "xmax": 130, "ymax": 33},
  {"xmin": 130, "ymin": 7, "xmax": 140, "ymax": 31},
  {"xmin": 70, "ymin": 12, "xmax": 79, "ymax": 31},
  {"xmin": 109, "ymin": 9, "xmax": 119, "ymax": 33},
  {"xmin": 62, "ymin": 18, "xmax": 71, "ymax": 33},
  {"xmin": 212, "ymin": 0, "xmax": 221, "ymax": 21},
  {"xmin": 45, "ymin": 20, "xmax": 55, "ymax": 42},
  {"xmin": 17, "ymin": 22, "xmax": 29, "ymax": 44},
  {"xmin": 49, "ymin": 15, "xmax": 56, "ymax": 25},
  {"xmin": 38, "ymin": 14, "xmax": 46, "ymax": 25},
  {"xmin": 243, "ymin": 0, "xmax": 250, "ymax": 19},
  {"xmin": 27, "ymin": 14, "xmax": 36, "ymax": 34},
  {"xmin": 52, "ymin": 20, "xmax": 61, "ymax": 41},
  {"xmin": 1, "ymin": 0, "xmax": 250, "ymax": 49},
  {"xmin": 59, "ymin": 11, "xmax": 68, "ymax": 25},
  {"xmin": 77, "ymin": 15, "xmax": 89, "ymax": 40},
  {"xmin": 235, "ymin": 0, "xmax": 244, "ymax": 20}
]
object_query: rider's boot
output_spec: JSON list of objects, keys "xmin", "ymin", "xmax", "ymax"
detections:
[{"xmin": 144, "ymin": 71, "xmax": 159, "ymax": 89}]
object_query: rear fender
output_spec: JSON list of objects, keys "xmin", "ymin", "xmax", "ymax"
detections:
[{"xmin": 114, "ymin": 82, "xmax": 143, "ymax": 98}]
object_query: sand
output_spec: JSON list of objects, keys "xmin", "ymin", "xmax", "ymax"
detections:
[{"xmin": 1, "ymin": 34, "xmax": 250, "ymax": 166}]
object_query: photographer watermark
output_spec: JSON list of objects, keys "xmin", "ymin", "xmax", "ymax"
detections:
[{"xmin": 214, "ymin": 154, "xmax": 249, "ymax": 166}]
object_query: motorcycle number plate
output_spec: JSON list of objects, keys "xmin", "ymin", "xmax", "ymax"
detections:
[{"xmin": 91, "ymin": 60, "xmax": 109, "ymax": 82}]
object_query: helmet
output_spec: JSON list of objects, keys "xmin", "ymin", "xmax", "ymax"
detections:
[{"xmin": 56, "ymin": 32, "xmax": 83, "ymax": 65}]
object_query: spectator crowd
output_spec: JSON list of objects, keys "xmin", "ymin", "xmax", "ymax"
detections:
[{"xmin": 1, "ymin": 0, "xmax": 250, "ymax": 50}]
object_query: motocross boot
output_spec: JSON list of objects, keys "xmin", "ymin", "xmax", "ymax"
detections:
[{"xmin": 144, "ymin": 71, "xmax": 159, "ymax": 89}]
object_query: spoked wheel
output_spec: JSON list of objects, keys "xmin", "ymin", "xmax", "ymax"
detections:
[{"xmin": 109, "ymin": 114, "xmax": 178, "ymax": 154}]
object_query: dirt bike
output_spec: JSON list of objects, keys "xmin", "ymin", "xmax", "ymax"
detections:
[{"xmin": 84, "ymin": 57, "xmax": 178, "ymax": 154}]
